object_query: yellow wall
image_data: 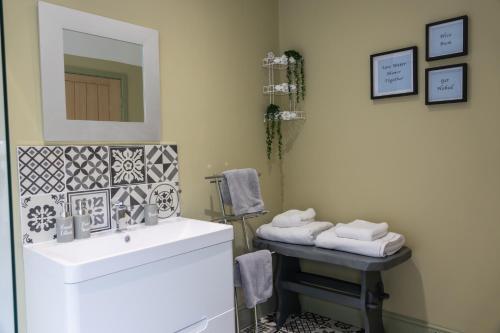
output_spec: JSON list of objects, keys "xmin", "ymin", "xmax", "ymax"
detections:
[
  {"xmin": 3, "ymin": 1, "xmax": 280, "ymax": 332},
  {"xmin": 279, "ymin": 0, "xmax": 500, "ymax": 332},
  {"xmin": 6, "ymin": 0, "xmax": 500, "ymax": 332}
]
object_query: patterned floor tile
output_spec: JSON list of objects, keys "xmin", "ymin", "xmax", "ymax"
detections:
[
  {"xmin": 260, "ymin": 313, "xmax": 278, "ymax": 326},
  {"xmin": 282, "ymin": 318, "xmax": 322, "ymax": 332},
  {"xmin": 17, "ymin": 146, "xmax": 65, "ymax": 196},
  {"xmin": 295, "ymin": 313, "xmax": 331, "ymax": 327},
  {"xmin": 65, "ymin": 146, "xmax": 109, "ymax": 191},
  {"xmin": 145, "ymin": 145, "xmax": 179, "ymax": 183},
  {"xmin": 110, "ymin": 146, "xmax": 146, "ymax": 186},
  {"xmin": 241, "ymin": 313, "xmax": 362, "ymax": 333},
  {"xmin": 20, "ymin": 193, "xmax": 65, "ymax": 244},
  {"xmin": 240, "ymin": 321, "xmax": 277, "ymax": 333},
  {"xmin": 148, "ymin": 182, "xmax": 180, "ymax": 218},
  {"xmin": 67, "ymin": 189, "xmax": 111, "ymax": 232},
  {"xmin": 310, "ymin": 327, "xmax": 340, "ymax": 333},
  {"xmin": 325, "ymin": 320, "xmax": 364, "ymax": 333}
]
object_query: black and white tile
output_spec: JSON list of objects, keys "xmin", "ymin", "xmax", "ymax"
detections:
[
  {"xmin": 17, "ymin": 146, "xmax": 65, "ymax": 196},
  {"xmin": 65, "ymin": 146, "xmax": 109, "ymax": 191},
  {"xmin": 129, "ymin": 184, "xmax": 149, "ymax": 224},
  {"xmin": 145, "ymin": 145, "xmax": 179, "ymax": 183},
  {"xmin": 240, "ymin": 312, "xmax": 363, "ymax": 333},
  {"xmin": 20, "ymin": 193, "xmax": 65, "ymax": 244},
  {"xmin": 17, "ymin": 144, "xmax": 181, "ymax": 245},
  {"xmin": 110, "ymin": 184, "xmax": 150, "ymax": 224},
  {"xmin": 148, "ymin": 182, "xmax": 180, "ymax": 218},
  {"xmin": 110, "ymin": 186, "xmax": 130, "ymax": 226},
  {"xmin": 110, "ymin": 146, "xmax": 146, "ymax": 186},
  {"xmin": 67, "ymin": 189, "xmax": 111, "ymax": 232},
  {"xmin": 110, "ymin": 186, "xmax": 130, "ymax": 206}
]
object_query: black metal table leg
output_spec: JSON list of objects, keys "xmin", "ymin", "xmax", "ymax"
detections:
[
  {"xmin": 275, "ymin": 254, "xmax": 301, "ymax": 328},
  {"xmin": 361, "ymin": 271, "xmax": 388, "ymax": 333}
]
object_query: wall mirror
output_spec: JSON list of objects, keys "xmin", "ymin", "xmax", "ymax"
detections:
[{"xmin": 38, "ymin": 1, "xmax": 160, "ymax": 141}]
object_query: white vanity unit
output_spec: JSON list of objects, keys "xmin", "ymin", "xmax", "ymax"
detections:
[{"xmin": 24, "ymin": 218, "xmax": 235, "ymax": 333}]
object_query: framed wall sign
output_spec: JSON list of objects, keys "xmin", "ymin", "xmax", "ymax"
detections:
[
  {"xmin": 425, "ymin": 63, "xmax": 467, "ymax": 105},
  {"xmin": 370, "ymin": 46, "xmax": 418, "ymax": 99},
  {"xmin": 426, "ymin": 15, "xmax": 468, "ymax": 61}
]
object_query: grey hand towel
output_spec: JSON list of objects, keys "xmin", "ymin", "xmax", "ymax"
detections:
[
  {"xmin": 234, "ymin": 250, "xmax": 273, "ymax": 309},
  {"xmin": 221, "ymin": 168, "xmax": 264, "ymax": 215}
]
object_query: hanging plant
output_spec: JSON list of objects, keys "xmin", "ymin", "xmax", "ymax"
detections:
[
  {"xmin": 284, "ymin": 50, "xmax": 305, "ymax": 104},
  {"xmin": 265, "ymin": 104, "xmax": 283, "ymax": 160}
]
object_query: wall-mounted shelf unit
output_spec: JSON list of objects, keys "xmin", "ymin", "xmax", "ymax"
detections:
[
  {"xmin": 262, "ymin": 51, "xmax": 305, "ymax": 160},
  {"xmin": 264, "ymin": 111, "xmax": 306, "ymax": 121},
  {"xmin": 262, "ymin": 57, "xmax": 288, "ymax": 70},
  {"xmin": 262, "ymin": 52, "xmax": 305, "ymax": 122},
  {"xmin": 263, "ymin": 84, "xmax": 297, "ymax": 95}
]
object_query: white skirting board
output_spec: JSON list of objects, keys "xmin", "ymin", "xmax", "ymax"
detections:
[
  {"xmin": 383, "ymin": 311, "xmax": 461, "ymax": 333},
  {"xmin": 301, "ymin": 295, "xmax": 461, "ymax": 333}
]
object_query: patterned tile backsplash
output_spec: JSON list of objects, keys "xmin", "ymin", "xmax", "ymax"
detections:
[
  {"xmin": 18, "ymin": 146, "xmax": 66, "ymax": 196},
  {"xmin": 64, "ymin": 146, "xmax": 110, "ymax": 191},
  {"xmin": 110, "ymin": 146, "xmax": 146, "ymax": 186},
  {"xmin": 17, "ymin": 144, "xmax": 180, "ymax": 245}
]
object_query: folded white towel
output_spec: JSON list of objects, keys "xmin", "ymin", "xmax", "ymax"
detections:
[
  {"xmin": 315, "ymin": 228, "xmax": 405, "ymax": 257},
  {"xmin": 272, "ymin": 208, "xmax": 316, "ymax": 228},
  {"xmin": 257, "ymin": 221, "xmax": 333, "ymax": 245},
  {"xmin": 334, "ymin": 220, "xmax": 389, "ymax": 241}
]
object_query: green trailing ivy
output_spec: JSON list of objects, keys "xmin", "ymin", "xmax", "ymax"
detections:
[
  {"xmin": 284, "ymin": 50, "xmax": 305, "ymax": 104},
  {"xmin": 265, "ymin": 104, "xmax": 283, "ymax": 160}
]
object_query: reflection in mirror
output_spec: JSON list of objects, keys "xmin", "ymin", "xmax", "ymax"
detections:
[{"xmin": 63, "ymin": 29, "xmax": 144, "ymax": 122}]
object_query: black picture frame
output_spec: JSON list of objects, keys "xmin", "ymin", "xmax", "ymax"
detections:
[
  {"xmin": 425, "ymin": 63, "xmax": 467, "ymax": 105},
  {"xmin": 370, "ymin": 46, "xmax": 418, "ymax": 99},
  {"xmin": 426, "ymin": 15, "xmax": 468, "ymax": 61}
]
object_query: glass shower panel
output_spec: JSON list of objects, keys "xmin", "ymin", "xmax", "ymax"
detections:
[{"xmin": 0, "ymin": 7, "xmax": 16, "ymax": 333}]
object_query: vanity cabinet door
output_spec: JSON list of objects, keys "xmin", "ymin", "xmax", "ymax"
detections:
[{"xmin": 63, "ymin": 242, "xmax": 235, "ymax": 333}]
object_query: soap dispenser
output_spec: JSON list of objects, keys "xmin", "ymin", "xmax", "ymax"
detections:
[
  {"xmin": 74, "ymin": 199, "xmax": 91, "ymax": 239},
  {"xmin": 56, "ymin": 202, "xmax": 74, "ymax": 243}
]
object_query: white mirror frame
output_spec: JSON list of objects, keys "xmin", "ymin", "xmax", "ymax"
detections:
[{"xmin": 38, "ymin": 1, "xmax": 161, "ymax": 142}]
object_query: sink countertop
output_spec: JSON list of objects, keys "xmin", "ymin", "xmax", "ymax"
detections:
[{"xmin": 24, "ymin": 217, "xmax": 234, "ymax": 283}]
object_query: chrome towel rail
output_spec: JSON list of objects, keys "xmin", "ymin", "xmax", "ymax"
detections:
[{"xmin": 205, "ymin": 172, "xmax": 267, "ymax": 333}]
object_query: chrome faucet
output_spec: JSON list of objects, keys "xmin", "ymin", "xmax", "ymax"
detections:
[{"xmin": 113, "ymin": 202, "xmax": 130, "ymax": 232}]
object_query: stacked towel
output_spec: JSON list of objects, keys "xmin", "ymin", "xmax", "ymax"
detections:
[
  {"xmin": 315, "ymin": 228, "xmax": 405, "ymax": 257},
  {"xmin": 334, "ymin": 220, "xmax": 388, "ymax": 241},
  {"xmin": 256, "ymin": 221, "xmax": 333, "ymax": 245},
  {"xmin": 220, "ymin": 168, "xmax": 265, "ymax": 216},
  {"xmin": 271, "ymin": 208, "xmax": 316, "ymax": 228}
]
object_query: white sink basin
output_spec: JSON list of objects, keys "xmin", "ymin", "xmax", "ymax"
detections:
[
  {"xmin": 24, "ymin": 217, "xmax": 236, "ymax": 333},
  {"xmin": 24, "ymin": 217, "xmax": 234, "ymax": 283}
]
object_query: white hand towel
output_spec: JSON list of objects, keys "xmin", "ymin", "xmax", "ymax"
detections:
[
  {"xmin": 334, "ymin": 220, "xmax": 389, "ymax": 241},
  {"xmin": 315, "ymin": 228, "xmax": 405, "ymax": 258},
  {"xmin": 272, "ymin": 208, "xmax": 316, "ymax": 228},
  {"xmin": 256, "ymin": 221, "xmax": 333, "ymax": 245}
]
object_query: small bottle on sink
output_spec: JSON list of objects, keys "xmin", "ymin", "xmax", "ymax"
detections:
[
  {"xmin": 56, "ymin": 202, "xmax": 74, "ymax": 243},
  {"xmin": 74, "ymin": 199, "xmax": 91, "ymax": 239},
  {"xmin": 144, "ymin": 204, "xmax": 158, "ymax": 226}
]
